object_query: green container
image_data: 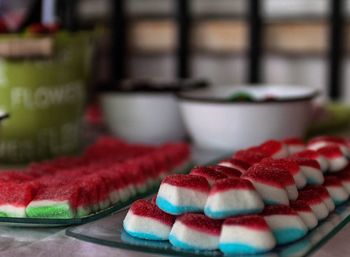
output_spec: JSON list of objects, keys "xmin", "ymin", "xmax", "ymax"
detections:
[{"xmin": 0, "ymin": 32, "xmax": 92, "ymax": 163}]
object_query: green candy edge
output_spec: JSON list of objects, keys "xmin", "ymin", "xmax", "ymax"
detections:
[{"xmin": 26, "ymin": 203, "xmax": 75, "ymax": 219}]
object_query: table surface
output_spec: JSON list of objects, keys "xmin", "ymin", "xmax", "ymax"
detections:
[{"xmin": 1, "ymin": 148, "xmax": 350, "ymax": 257}]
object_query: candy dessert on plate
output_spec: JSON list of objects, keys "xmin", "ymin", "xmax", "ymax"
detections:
[
  {"xmin": 0, "ymin": 137, "xmax": 191, "ymax": 220},
  {"xmin": 123, "ymin": 135, "xmax": 350, "ymax": 255},
  {"xmin": 123, "ymin": 199, "xmax": 175, "ymax": 240}
]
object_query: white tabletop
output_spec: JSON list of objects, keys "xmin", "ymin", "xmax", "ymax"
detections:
[{"xmin": 0, "ymin": 223, "xmax": 349, "ymax": 257}]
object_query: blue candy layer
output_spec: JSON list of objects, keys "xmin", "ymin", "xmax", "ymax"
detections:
[
  {"xmin": 121, "ymin": 230, "xmax": 170, "ymax": 248},
  {"xmin": 169, "ymin": 234, "xmax": 217, "ymax": 251},
  {"xmin": 124, "ymin": 228, "xmax": 166, "ymax": 241},
  {"xmin": 264, "ymin": 199, "xmax": 285, "ymax": 205},
  {"xmin": 273, "ymin": 228, "xmax": 307, "ymax": 245},
  {"xmin": 219, "ymin": 242, "xmax": 269, "ymax": 254},
  {"xmin": 279, "ymin": 239, "xmax": 311, "ymax": 256},
  {"xmin": 156, "ymin": 197, "xmax": 203, "ymax": 215},
  {"xmin": 204, "ymin": 207, "xmax": 262, "ymax": 219},
  {"xmin": 334, "ymin": 198, "xmax": 347, "ymax": 206},
  {"xmin": 307, "ymin": 177, "xmax": 322, "ymax": 185}
]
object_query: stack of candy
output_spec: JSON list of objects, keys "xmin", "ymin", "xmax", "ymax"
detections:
[
  {"xmin": 124, "ymin": 135, "xmax": 350, "ymax": 254},
  {"xmin": 0, "ymin": 137, "xmax": 191, "ymax": 218}
]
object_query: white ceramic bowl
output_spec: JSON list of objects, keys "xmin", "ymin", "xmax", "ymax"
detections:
[
  {"xmin": 100, "ymin": 92, "xmax": 186, "ymax": 144},
  {"xmin": 178, "ymin": 85, "xmax": 317, "ymax": 151}
]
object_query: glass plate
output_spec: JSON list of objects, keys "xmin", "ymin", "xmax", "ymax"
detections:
[
  {"xmin": 66, "ymin": 201, "xmax": 350, "ymax": 257},
  {"xmin": 0, "ymin": 162, "xmax": 194, "ymax": 227},
  {"xmin": 0, "ymin": 193, "xmax": 150, "ymax": 227}
]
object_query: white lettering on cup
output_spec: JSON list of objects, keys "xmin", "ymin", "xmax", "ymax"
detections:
[{"xmin": 10, "ymin": 81, "xmax": 84, "ymax": 109}]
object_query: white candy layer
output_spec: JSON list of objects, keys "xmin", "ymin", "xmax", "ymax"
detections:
[
  {"xmin": 294, "ymin": 172, "xmax": 307, "ymax": 189},
  {"xmin": 220, "ymin": 226, "xmax": 276, "ymax": 250},
  {"xmin": 0, "ymin": 204, "xmax": 26, "ymax": 217},
  {"xmin": 205, "ymin": 189, "xmax": 264, "ymax": 213},
  {"xmin": 109, "ymin": 190, "xmax": 120, "ymax": 204},
  {"xmin": 157, "ymin": 183, "xmax": 208, "ymax": 209},
  {"xmin": 340, "ymin": 145, "xmax": 350, "ymax": 158},
  {"xmin": 170, "ymin": 221, "xmax": 219, "ymax": 250},
  {"xmin": 218, "ymin": 162, "xmax": 246, "ymax": 174},
  {"xmin": 287, "ymin": 145, "xmax": 305, "ymax": 155},
  {"xmin": 309, "ymin": 202, "xmax": 329, "ymax": 220},
  {"xmin": 300, "ymin": 166, "xmax": 324, "ymax": 185},
  {"xmin": 123, "ymin": 211, "xmax": 171, "ymax": 240},
  {"xmin": 297, "ymin": 211, "xmax": 318, "ymax": 230},
  {"xmin": 325, "ymin": 186, "xmax": 349, "ymax": 203},
  {"xmin": 286, "ymin": 185, "xmax": 298, "ymax": 200},
  {"xmin": 323, "ymin": 197, "xmax": 335, "ymax": 212},
  {"xmin": 316, "ymin": 156, "xmax": 329, "ymax": 173},
  {"xmin": 327, "ymin": 157, "xmax": 348, "ymax": 173},
  {"xmin": 118, "ymin": 187, "xmax": 131, "ymax": 202},
  {"xmin": 99, "ymin": 199, "xmax": 110, "ymax": 210},
  {"xmin": 272, "ymin": 145, "xmax": 289, "ymax": 159},
  {"xmin": 264, "ymin": 215, "xmax": 307, "ymax": 234},
  {"xmin": 249, "ymin": 181, "xmax": 289, "ymax": 205},
  {"xmin": 218, "ymin": 162, "xmax": 233, "ymax": 168},
  {"xmin": 308, "ymin": 141, "xmax": 350, "ymax": 158},
  {"xmin": 27, "ymin": 200, "xmax": 69, "ymax": 208},
  {"xmin": 307, "ymin": 142, "xmax": 328, "ymax": 151},
  {"xmin": 341, "ymin": 181, "xmax": 350, "ymax": 194}
]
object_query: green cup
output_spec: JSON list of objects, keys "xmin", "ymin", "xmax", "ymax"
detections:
[{"xmin": 0, "ymin": 32, "xmax": 92, "ymax": 163}]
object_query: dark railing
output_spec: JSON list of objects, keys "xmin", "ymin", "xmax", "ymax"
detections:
[
  {"xmin": 111, "ymin": 0, "xmax": 345, "ymax": 99},
  {"xmin": 247, "ymin": 0, "xmax": 263, "ymax": 84},
  {"xmin": 111, "ymin": 0, "xmax": 127, "ymax": 83},
  {"xmin": 328, "ymin": 0, "xmax": 345, "ymax": 100},
  {"xmin": 176, "ymin": 0, "xmax": 191, "ymax": 78}
]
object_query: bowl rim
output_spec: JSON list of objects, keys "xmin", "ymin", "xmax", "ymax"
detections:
[
  {"xmin": 100, "ymin": 78, "xmax": 209, "ymax": 94},
  {"xmin": 177, "ymin": 85, "xmax": 319, "ymax": 104},
  {"xmin": 100, "ymin": 91, "xmax": 177, "ymax": 96}
]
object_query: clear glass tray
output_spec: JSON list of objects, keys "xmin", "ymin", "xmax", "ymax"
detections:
[
  {"xmin": 66, "ymin": 201, "xmax": 350, "ymax": 257},
  {"xmin": 0, "ymin": 163, "xmax": 194, "ymax": 227},
  {"xmin": 0, "ymin": 190, "xmax": 157, "ymax": 227}
]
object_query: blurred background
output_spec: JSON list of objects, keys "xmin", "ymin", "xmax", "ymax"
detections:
[
  {"xmin": 1, "ymin": 0, "xmax": 350, "ymax": 163},
  {"xmin": 81, "ymin": 0, "xmax": 350, "ymax": 101}
]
